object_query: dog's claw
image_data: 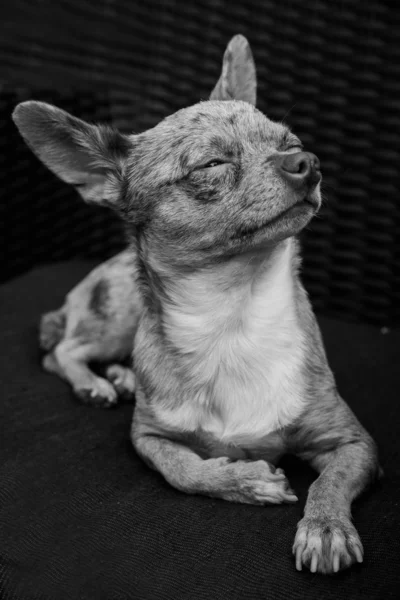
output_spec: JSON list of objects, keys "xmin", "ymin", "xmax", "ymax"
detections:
[
  {"xmin": 76, "ymin": 377, "xmax": 118, "ymax": 408},
  {"xmin": 295, "ymin": 544, "xmax": 305, "ymax": 571},
  {"xmin": 353, "ymin": 543, "xmax": 364, "ymax": 564},
  {"xmin": 285, "ymin": 494, "xmax": 298, "ymax": 503},
  {"xmin": 272, "ymin": 473, "xmax": 286, "ymax": 481},
  {"xmin": 310, "ymin": 551, "xmax": 318, "ymax": 573},
  {"xmin": 332, "ymin": 552, "xmax": 340, "ymax": 573}
]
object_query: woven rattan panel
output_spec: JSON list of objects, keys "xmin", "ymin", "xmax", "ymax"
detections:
[{"xmin": 0, "ymin": 0, "xmax": 399, "ymax": 325}]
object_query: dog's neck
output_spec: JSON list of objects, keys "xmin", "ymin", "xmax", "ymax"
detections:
[
  {"xmin": 136, "ymin": 236, "xmax": 306, "ymax": 440},
  {"xmin": 142, "ymin": 238, "xmax": 299, "ymax": 349}
]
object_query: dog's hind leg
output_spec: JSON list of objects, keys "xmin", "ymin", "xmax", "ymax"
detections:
[
  {"xmin": 48, "ymin": 339, "xmax": 118, "ymax": 408},
  {"xmin": 39, "ymin": 308, "xmax": 66, "ymax": 351},
  {"xmin": 42, "ymin": 351, "xmax": 65, "ymax": 378},
  {"xmin": 105, "ymin": 364, "xmax": 136, "ymax": 401}
]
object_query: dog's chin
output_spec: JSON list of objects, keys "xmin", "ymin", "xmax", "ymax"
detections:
[
  {"xmin": 233, "ymin": 195, "xmax": 320, "ymax": 246},
  {"xmin": 232, "ymin": 198, "xmax": 320, "ymax": 250}
]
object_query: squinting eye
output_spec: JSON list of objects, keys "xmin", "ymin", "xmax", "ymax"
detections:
[
  {"xmin": 202, "ymin": 159, "xmax": 226, "ymax": 169},
  {"xmin": 286, "ymin": 145, "xmax": 304, "ymax": 152}
]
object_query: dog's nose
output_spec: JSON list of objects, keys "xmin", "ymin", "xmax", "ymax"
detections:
[{"xmin": 274, "ymin": 152, "xmax": 321, "ymax": 190}]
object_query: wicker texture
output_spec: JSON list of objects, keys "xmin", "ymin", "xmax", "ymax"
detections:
[{"xmin": 0, "ymin": 0, "xmax": 399, "ymax": 326}]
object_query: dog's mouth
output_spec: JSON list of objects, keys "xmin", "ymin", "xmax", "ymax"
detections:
[{"xmin": 233, "ymin": 195, "xmax": 319, "ymax": 240}]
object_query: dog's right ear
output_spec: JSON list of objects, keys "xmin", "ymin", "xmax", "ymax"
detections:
[
  {"xmin": 12, "ymin": 101, "xmax": 132, "ymax": 207},
  {"xmin": 210, "ymin": 34, "xmax": 257, "ymax": 105}
]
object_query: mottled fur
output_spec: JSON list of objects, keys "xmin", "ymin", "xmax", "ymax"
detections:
[
  {"xmin": 41, "ymin": 249, "xmax": 141, "ymax": 406},
  {"xmin": 13, "ymin": 34, "xmax": 380, "ymax": 574}
]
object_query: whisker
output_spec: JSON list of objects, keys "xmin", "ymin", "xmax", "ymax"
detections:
[{"xmin": 280, "ymin": 104, "xmax": 298, "ymax": 123}]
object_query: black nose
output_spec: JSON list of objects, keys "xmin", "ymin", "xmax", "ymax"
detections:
[{"xmin": 274, "ymin": 152, "xmax": 321, "ymax": 190}]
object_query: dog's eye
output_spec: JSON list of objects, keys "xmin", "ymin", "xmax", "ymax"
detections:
[{"xmin": 201, "ymin": 159, "xmax": 226, "ymax": 169}]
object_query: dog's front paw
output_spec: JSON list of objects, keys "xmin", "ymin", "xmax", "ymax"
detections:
[
  {"xmin": 293, "ymin": 515, "xmax": 364, "ymax": 574},
  {"xmin": 226, "ymin": 460, "xmax": 298, "ymax": 505},
  {"xmin": 75, "ymin": 377, "xmax": 118, "ymax": 408}
]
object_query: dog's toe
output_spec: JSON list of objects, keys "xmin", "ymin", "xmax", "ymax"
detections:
[
  {"xmin": 293, "ymin": 515, "xmax": 363, "ymax": 574},
  {"xmin": 106, "ymin": 364, "xmax": 136, "ymax": 400},
  {"xmin": 75, "ymin": 377, "xmax": 118, "ymax": 408},
  {"xmin": 232, "ymin": 460, "xmax": 298, "ymax": 505}
]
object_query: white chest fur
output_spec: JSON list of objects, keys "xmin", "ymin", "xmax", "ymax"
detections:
[{"xmin": 156, "ymin": 240, "xmax": 306, "ymax": 447}]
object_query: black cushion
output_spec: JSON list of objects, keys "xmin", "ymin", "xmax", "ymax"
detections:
[{"xmin": 1, "ymin": 262, "xmax": 399, "ymax": 599}]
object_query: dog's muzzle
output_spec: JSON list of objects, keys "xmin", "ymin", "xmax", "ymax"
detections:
[{"xmin": 272, "ymin": 151, "xmax": 322, "ymax": 193}]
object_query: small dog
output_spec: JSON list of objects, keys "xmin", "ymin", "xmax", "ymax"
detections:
[{"xmin": 13, "ymin": 34, "xmax": 381, "ymax": 574}]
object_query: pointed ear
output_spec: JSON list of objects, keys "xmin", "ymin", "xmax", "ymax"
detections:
[
  {"xmin": 210, "ymin": 34, "xmax": 257, "ymax": 105},
  {"xmin": 12, "ymin": 101, "xmax": 131, "ymax": 206}
]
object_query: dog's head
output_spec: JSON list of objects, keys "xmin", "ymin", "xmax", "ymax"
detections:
[{"xmin": 13, "ymin": 35, "xmax": 321, "ymax": 269}]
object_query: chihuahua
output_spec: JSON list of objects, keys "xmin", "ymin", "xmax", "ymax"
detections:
[{"xmin": 13, "ymin": 34, "xmax": 380, "ymax": 574}]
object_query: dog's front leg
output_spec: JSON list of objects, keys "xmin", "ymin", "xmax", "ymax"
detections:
[
  {"xmin": 133, "ymin": 433, "xmax": 298, "ymax": 505},
  {"xmin": 292, "ymin": 400, "xmax": 380, "ymax": 574}
]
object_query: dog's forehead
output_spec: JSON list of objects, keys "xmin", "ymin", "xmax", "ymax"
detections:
[
  {"xmin": 136, "ymin": 101, "xmax": 288, "ymax": 153},
  {"xmin": 160, "ymin": 100, "xmax": 286, "ymax": 145}
]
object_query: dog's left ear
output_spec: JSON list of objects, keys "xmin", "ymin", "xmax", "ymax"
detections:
[
  {"xmin": 210, "ymin": 34, "xmax": 257, "ymax": 105},
  {"xmin": 12, "ymin": 101, "xmax": 131, "ymax": 206}
]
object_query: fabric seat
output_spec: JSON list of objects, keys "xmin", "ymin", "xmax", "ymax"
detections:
[{"xmin": 1, "ymin": 261, "xmax": 399, "ymax": 600}]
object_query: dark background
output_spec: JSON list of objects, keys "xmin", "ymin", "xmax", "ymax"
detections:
[{"xmin": 0, "ymin": 0, "xmax": 399, "ymax": 326}]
